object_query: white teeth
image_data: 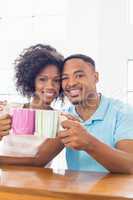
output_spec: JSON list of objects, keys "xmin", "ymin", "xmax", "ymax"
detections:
[
  {"xmin": 69, "ymin": 89, "xmax": 80, "ymax": 96},
  {"xmin": 42, "ymin": 92, "xmax": 54, "ymax": 97},
  {"xmin": 45, "ymin": 93, "xmax": 54, "ymax": 97}
]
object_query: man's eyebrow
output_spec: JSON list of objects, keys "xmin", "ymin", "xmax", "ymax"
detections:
[
  {"xmin": 62, "ymin": 70, "xmax": 85, "ymax": 76},
  {"xmin": 74, "ymin": 70, "xmax": 85, "ymax": 74}
]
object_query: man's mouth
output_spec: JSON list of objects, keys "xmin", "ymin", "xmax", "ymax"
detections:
[{"xmin": 66, "ymin": 89, "xmax": 81, "ymax": 97}]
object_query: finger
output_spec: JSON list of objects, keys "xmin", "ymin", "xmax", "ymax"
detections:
[
  {"xmin": 0, "ymin": 130, "xmax": 9, "ymax": 137},
  {"xmin": 61, "ymin": 137, "xmax": 71, "ymax": 145},
  {"xmin": 0, "ymin": 124, "xmax": 11, "ymax": 131},
  {"xmin": 58, "ymin": 130, "xmax": 70, "ymax": 139},
  {"xmin": 0, "ymin": 118, "xmax": 12, "ymax": 126},
  {"xmin": 0, "ymin": 114, "xmax": 11, "ymax": 120},
  {"xmin": 61, "ymin": 119, "xmax": 80, "ymax": 129},
  {"xmin": 61, "ymin": 112, "xmax": 80, "ymax": 122}
]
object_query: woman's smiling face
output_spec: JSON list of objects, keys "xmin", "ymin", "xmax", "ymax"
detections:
[{"xmin": 35, "ymin": 64, "xmax": 61, "ymax": 106}]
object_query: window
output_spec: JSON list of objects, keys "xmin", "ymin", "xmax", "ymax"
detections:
[
  {"xmin": 128, "ymin": 0, "xmax": 133, "ymax": 24},
  {"xmin": 127, "ymin": 60, "xmax": 133, "ymax": 105}
]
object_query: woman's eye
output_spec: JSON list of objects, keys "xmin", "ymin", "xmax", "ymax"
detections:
[
  {"xmin": 39, "ymin": 78, "xmax": 47, "ymax": 82},
  {"xmin": 54, "ymin": 79, "xmax": 60, "ymax": 83}
]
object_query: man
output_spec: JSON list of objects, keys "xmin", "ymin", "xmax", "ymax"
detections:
[
  {"xmin": 58, "ymin": 54, "xmax": 133, "ymax": 173},
  {"xmin": 1, "ymin": 54, "xmax": 133, "ymax": 174}
]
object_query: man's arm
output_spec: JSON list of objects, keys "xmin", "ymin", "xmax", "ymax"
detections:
[
  {"xmin": 0, "ymin": 138, "xmax": 64, "ymax": 166},
  {"xmin": 59, "ymin": 119, "xmax": 133, "ymax": 174},
  {"xmin": 85, "ymin": 137, "xmax": 133, "ymax": 174}
]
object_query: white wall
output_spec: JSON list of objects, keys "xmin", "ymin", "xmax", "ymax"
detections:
[
  {"xmin": 1, "ymin": 0, "xmax": 132, "ymax": 103},
  {"xmin": 98, "ymin": 0, "xmax": 133, "ymax": 102},
  {"xmin": 65, "ymin": 0, "xmax": 99, "ymax": 62},
  {"xmin": 0, "ymin": 0, "xmax": 67, "ymax": 102},
  {"xmin": 65, "ymin": 0, "xmax": 133, "ymax": 102}
]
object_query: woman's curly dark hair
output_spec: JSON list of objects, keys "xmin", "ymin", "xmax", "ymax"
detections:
[{"xmin": 15, "ymin": 44, "xmax": 64, "ymax": 98}]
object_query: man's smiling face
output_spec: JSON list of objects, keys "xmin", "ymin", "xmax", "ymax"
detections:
[{"xmin": 62, "ymin": 58, "xmax": 99, "ymax": 106}]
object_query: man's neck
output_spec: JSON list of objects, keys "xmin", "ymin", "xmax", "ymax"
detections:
[{"xmin": 75, "ymin": 93, "xmax": 101, "ymax": 121}]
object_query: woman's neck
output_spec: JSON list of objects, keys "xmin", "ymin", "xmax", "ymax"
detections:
[{"xmin": 27, "ymin": 97, "xmax": 53, "ymax": 110}]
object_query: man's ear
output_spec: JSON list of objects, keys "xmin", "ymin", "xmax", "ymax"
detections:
[{"xmin": 94, "ymin": 72, "xmax": 99, "ymax": 83}]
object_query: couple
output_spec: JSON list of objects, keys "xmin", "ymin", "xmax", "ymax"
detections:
[{"xmin": 0, "ymin": 44, "xmax": 133, "ymax": 173}]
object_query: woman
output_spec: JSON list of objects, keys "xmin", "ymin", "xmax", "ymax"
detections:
[
  {"xmin": 0, "ymin": 44, "xmax": 65, "ymax": 166},
  {"xmin": 15, "ymin": 43, "xmax": 63, "ymax": 109}
]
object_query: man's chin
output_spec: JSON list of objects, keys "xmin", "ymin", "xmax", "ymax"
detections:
[
  {"xmin": 72, "ymin": 101, "xmax": 81, "ymax": 105},
  {"xmin": 69, "ymin": 98, "xmax": 82, "ymax": 105}
]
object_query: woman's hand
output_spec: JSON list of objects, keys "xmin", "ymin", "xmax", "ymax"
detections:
[{"xmin": 0, "ymin": 114, "xmax": 12, "ymax": 140}]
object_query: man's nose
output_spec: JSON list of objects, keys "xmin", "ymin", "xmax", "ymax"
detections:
[{"xmin": 67, "ymin": 77, "xmax": 77, "ymax": 87}]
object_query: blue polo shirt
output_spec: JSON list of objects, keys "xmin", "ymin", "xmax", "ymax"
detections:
[{"xmin": 64, "ymin": 95, "xmax": 133, "ymax": 172}]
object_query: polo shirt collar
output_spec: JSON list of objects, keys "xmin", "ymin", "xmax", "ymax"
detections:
[
  {"xmin": 90, "ymin": 95, "xmax": 109, "ymax": 121},
  {"xmin": 72, "ymin": 94, "xmax": 109, "ymax": 123}
]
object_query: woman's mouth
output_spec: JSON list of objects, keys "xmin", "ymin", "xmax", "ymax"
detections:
[{"xmin": 42, "ymin": 91, "xmax": 55, "ymax": 98}]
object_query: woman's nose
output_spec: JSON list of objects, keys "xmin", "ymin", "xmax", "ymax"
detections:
[{"xmin": 45, "ymin": 80, "xmax": 54, "ymax": 89}]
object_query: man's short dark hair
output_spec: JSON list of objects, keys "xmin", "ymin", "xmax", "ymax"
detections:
[{"xmin": 64, "ymin": 54, "xmax": 95, "ymax": 69}]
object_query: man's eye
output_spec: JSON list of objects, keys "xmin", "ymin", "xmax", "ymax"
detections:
[
  {"xmin": 62, "ymin": 77, "xmax": 68, "ymax": 81},
  {"xmin": 76, "ymin": 74, "xmax": 84, "ymax": 78}
]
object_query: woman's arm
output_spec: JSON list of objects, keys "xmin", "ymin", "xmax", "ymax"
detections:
[{"xmin": 0, "ymin": 137, "xmax": 64, "ymax": 166}]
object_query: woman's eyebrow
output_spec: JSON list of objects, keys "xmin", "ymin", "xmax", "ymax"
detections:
[{"xmin": 38, "ymin": 75, "xmax": 60, "ymax": 78}]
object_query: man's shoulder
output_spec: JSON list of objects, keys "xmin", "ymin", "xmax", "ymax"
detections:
[{"xmin": 103, "ymin": 95, "xmax": 133, "ymax": 115}]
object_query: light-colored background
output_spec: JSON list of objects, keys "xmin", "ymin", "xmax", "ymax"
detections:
[{"xmin": 0, "ymin": 0, "xmax": 133, "ymax": 169}]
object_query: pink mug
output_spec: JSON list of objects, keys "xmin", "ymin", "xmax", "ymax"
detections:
[{"xmin": 11, "ymin": 108, "xmax": 35, "ymax": 135}]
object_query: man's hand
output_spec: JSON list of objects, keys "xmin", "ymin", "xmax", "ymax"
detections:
[
  {"xmin": 60, "ymin": 112, "xmax": 80, "ymax": 122},
  {"xmin": 0, "ymin": 114, "xmax": 11, "ymax": 140},
  {"xmin": 58, "ymin": 119, "xmax": 90, "ymax": 150}
]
